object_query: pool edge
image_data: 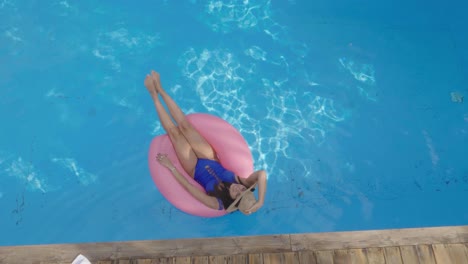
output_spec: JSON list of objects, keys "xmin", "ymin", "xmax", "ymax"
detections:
[{"xmin": 0, "ymin": 225, "xmax": 467, "ymax": 263}]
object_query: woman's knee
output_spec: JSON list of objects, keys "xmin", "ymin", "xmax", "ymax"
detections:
[
  {"xmin": 168, "ymin": 126, "xmax": 183, "ymax": 140},
  {"xmin": 179, "ymin": 119, "xmax": 193, "ymax": 132}
]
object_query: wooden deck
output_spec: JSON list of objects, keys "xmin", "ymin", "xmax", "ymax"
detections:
[{"xmin": 1, "ymin": 225, "xmax": 467, "ymax": 264}]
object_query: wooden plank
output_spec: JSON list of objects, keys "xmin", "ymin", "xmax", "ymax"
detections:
[
  {"xmin": 192, "ymin": 256, "xmax": 209, "ymax": 264},
  {"xmin": 433, "ymin": 243, "xmax": 468, "ymax": 263},
  {"xmin": 202, "ymin": 255, "xmax": 247, "ymax": 264},
  {"xmin": 348, "ymin": 248, "xmax": 368, "ymax": 264},
  {"xmin": 447, "ymin": 244, "xmax": 468, "ymax": 263},
  {"xmin": 247, "ymin": 254, "xmax": 262, "ymax": 264},
  {"xmin": 132, "ymin": 259, "xmax": 152, "ymax": 264},
  {"xmin": 1, "ymin": 225, "xmax": 468, "ymax": 264},
  {"xmin": 175, "ymin": 256, "xmax": 191, "ymax": 264},
  {"xmin": 315, "ymin": 250, "xmax": 334, "ymax": 264},
  {"xmin": 271, "ymin": 252, "xmax": 299, "ymax": 264},
  {"xmin": 415, "ymin": 244, "xmax": 436, "ymax": 264},
  {"xmin": 432, "ymin": 244, "xmax": 452, "ymax": 263},
  {"xmin": 208, "ymin": 255, "xmax": 229, "ymax": 264},
  {"xmin": 383, "ymin": 247, "xmax": 402, "ymax": 264},
  {"xmin": 399, "ymin": 246, "xmax": 419, "ymax": 264},
  {"xmin": 133, "ymin": 259, "xmax": 158, "ymax": 264},
  {"xmin": 260, "ymin": 252, "xmax": 298, "ymax": 264},
  {"xmin": 334, "ymin": 249, "xmax": 351, "ymax": 264},
  {"xmin": 291, "ymin": 226, "xmax": 468, "ymax": 251},
  {"xmin": 283, "ymin": 252, "xmax": 299, "ymax": 264},
  {"xmin": 263, "ymin": 252, "xmax": 283, "ymax": 264},
  {"xmin": 157, "ymin": 257, "xmax": 176, "ymax": 264},
  {"xmin": 0, "ymin": 235, "xmax": 291, "ymax": 263},
  {"xmin": 298, "ymin": 251, "xmax": 317, "ymax": 264},
  {"xmin": 135, "ymin": 258, "xmax": 174, "ymax": 264},
  {"xmin": 365, "ymin": 248, "xmax": 385, "ymax": 264},
  {"xmin": 164, "ymin": 258, "xmax": 177, "ymax": 264},
  {"xmin": 466, "ymin": 243, "xmax": 468, "ymax": 259},
  {"xmin": 230, "ymin": 254, "xmax": 247, "ymax": 264}
]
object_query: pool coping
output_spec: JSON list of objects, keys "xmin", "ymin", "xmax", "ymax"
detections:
[{"xmin": 1, "ymin": 225, "xmax": 467, "ymax": 263}]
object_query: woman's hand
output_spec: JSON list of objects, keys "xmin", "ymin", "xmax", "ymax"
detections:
[
  {"xmin": 245, "ymin": 201, "xmax": 263, "ymax": 214},
  {"xmin": 151, "ymin": 70, "xmax": 161, "ymax": 84},
  {"xmin": 156, "ymin": 153, "xmax": 174, "ymax": 170}
]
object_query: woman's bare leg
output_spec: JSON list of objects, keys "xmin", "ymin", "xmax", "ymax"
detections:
[
  {"xmin": 144, "ymin": 74, "xmax": 198, "ymax": 177},
  {"xmin": 150, "ymin": 71, "xmax": 217, "ymax": 160}
]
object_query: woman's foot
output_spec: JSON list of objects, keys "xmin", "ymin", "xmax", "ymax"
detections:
[
  {"xmin": 144, "ymin": 74, "xmax": 158, "ymax": 96},
  {"xmin": 151, "ymin": 70, "xmax": 163, "ymax": 94}
]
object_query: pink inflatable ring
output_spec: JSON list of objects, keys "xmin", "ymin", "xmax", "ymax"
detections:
[{"xmin": 148, "ymin": 113, "xmax": 254, "ymax": 217}]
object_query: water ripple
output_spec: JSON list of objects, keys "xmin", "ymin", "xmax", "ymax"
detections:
[
  {"xmin": 201, "ymin": 0, "xmax": 288, "ymax": 42},
  {"xmin": 245, "ymin": 46, "xmax": 267, "ymax": 61},
  {"xmin": 1, "ymin": 155, "xmax": 50, "ymax": 193},
  {"xmin": 339, "ymin": 57, "xmax": 377, "ymax": 102},
  {"xmin": 205, "ymin": 0, "xmax": 272, "ymax": 32},
  {"xmin": 179, "ymin": 48, "xmax": 250, "ymax": 129},
  {"xmin": 93, "ymin": 27, "xmax": 160, "ymax": 72},
  {"xmin": 178, "ymin": 46, "xmax": 349, "ymax": 174},
  {"xmin": 51, "ymin": 158, "xmax": 97, "ymax": 186}
]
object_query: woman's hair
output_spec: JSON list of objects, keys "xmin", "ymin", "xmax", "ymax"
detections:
[{"xmin": 208, "ymin": 181, "xmax": 235, "ymax": 209}]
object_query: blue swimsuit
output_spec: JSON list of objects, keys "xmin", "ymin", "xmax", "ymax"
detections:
[{"xmin": 194, "ymin": 158, "xmax": 237, "ymax": 210}]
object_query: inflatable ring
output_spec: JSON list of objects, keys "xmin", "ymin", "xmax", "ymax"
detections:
[{"xmin": 148, "ymin": 113, "xmax": 254, "ymax": 217}]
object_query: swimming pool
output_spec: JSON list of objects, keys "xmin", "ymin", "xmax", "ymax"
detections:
[{"xmin": 1, "ymin": 0, "xmax": 467, "ymax": 246}]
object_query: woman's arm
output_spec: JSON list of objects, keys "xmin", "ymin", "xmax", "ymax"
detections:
[
  {"xmin": 157, "ymin": 153, "xmax": 219, "ymax": 210},
  {"xmin": 238, "ymin": 170, "xmax": 267, "ymax": 205}
]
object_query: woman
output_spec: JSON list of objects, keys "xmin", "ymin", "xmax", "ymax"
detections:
[{"xmin": 144, "ymin": 70, "xmax": 266, "ymax": 215}]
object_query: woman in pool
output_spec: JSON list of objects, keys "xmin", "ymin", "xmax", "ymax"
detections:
[{"xmin": 144, "ymin": 70, "xmax": 267, "ymax": 215}]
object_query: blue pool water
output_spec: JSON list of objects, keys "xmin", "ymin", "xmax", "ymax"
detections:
[{"xmin": 1, "ymin": 0, "xmax": 468, "ymax": 246}]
